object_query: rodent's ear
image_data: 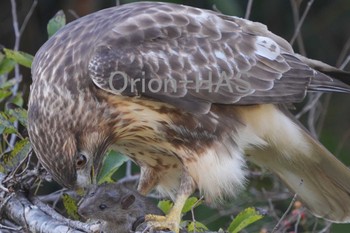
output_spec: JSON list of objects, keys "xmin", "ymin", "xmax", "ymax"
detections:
[{"xmin": 121, "ymin": 194, "xmax": 136, "ymax": 210}]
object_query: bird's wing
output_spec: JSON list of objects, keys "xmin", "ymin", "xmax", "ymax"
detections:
[{"xmin": 88, "ymin": 2, "xmax": 349, "ymax": 113}]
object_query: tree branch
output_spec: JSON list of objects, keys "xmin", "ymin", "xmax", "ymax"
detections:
[{"xmin": 0, "ymin": 174, "xmax": 99, "ymax": 233}]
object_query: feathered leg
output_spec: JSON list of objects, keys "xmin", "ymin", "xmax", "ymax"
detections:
[{"xmin": 144, "ymin": 170, "xmax": 195, "ymax": 233}]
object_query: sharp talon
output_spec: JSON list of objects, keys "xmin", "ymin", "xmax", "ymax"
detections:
[{"xmin": 145, "ymin": 214, "xmax": 180, "ymax": 233}]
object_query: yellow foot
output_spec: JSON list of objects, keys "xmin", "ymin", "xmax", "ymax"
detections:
[{"xmin": 145, "ymin": 214, "xmax": 180, "ymax": 233}]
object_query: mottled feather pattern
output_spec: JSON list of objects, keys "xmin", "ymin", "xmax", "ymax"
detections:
[
  {"xmin": 85, "ymin": 2, "xmax": 349, "ymax": 114},
  {"xmin": 31, "ymin": 2, "xmax": 349, "ymax": 114},
  {"xmin": 28, "ymin": 2, "xmax": 350, "ymax": 226}
]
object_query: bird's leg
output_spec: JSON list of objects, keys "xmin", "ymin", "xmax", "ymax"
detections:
[
  {"xmin": 145, "ymin": 170, "xmax": 195, "ymax": 233},
  {"xmin": 137, "ymin": 167, "xmax": 159, "ymax": 195}
]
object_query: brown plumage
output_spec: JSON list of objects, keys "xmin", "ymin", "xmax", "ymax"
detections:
[{"xmin": 28, "ymin": 2, "xmax": 350, "ymax": 232}]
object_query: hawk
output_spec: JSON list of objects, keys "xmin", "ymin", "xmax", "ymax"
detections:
[{"xmin": 28, "ymin": 2, "xmax": 350, "ymax": 232}]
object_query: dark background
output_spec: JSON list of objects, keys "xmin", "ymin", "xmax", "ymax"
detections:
[{"xmin": 1, "ymin": 0, "xmax": 349, "ymax": 232}]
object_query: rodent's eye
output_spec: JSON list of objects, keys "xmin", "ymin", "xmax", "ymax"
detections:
[
  {"xmin": 99, "ymin": 204, "xmax": 107, "ymax": 210},
  {"xmin": 75, "ymin": 153, "xmax": 87, "ymax": 169}
]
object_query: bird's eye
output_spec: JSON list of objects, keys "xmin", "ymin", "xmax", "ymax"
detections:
[
  {"xmin": 75, "ymin": 153, "xmax": 87, "ymax": 169},
  {"xmin": 99, "ymin": 204, "xmax": 107, "ymax": 210}
]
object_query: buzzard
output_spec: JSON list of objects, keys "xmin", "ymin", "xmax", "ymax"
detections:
[{"xmin": 28, "ymin": 2, "xmax": 350, "ymax": 232}]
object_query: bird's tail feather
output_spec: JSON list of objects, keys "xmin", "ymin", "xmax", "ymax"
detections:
[
  {"xmin": 275, "ymin": 131, "xmax": 350, "ymax": 223},
  {"xmin": 246, "ymin": 106, "xmax": 350, "ymax": 222},
  {"xmin": 295, "ymin": 53, "xmax": 350, "ymax": 90}
]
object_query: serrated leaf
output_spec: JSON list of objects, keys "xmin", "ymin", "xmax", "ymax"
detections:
[
  {"xmin": 0, "ymin": 58, "xmax": 16, "ymax": 75},
  {"xmin": 8, "ymin": 107, "xmax": 27, "ymax": 127},
  {"xmin": 158, "ymin": 200, "xmax": 173, "ymax": 215},
  {"xmin": 62, "ymin": 194, "xmax": 80, "ymax": 220},
  {"xmin": 227, "ymin": 207, "xmax": 263, "ymax": 233},
  {"xmin": 97, "ymin": 151, "xmax": 128, "ymax": 184},
  {"xmin": 3, "ymin": 48, "xmax": 33, "ymax": 68},
  {"xmin": 47, "ymin": 10, "xmax": 66, "ymax": 38},
  {"xmin": 182, "ymin": 197, "xmax": 202, "ymax": 214},
  {"xmin": 187, "ymin": 221, "xmax": 208, "ymax": 232}
]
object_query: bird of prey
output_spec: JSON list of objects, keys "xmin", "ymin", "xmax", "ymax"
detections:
[{"xmin": 28, "ymin": 2, "xmax": 350, "ymax": 232}]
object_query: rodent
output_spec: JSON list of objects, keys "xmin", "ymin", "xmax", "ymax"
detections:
[{"xmin": 78, "ymin": 182, "xmax": 163, "ymax": 233}]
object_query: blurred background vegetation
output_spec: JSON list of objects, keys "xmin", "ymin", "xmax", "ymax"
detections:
[{"xmin": 0, "ymin": 0, "xmax": 349, "ymax": 232}]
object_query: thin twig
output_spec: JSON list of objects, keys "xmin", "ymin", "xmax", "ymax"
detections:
[
  {"xmin": 8, "ymin": 0, "xmax": 37, "ymax": 151},
  {"xmin": 68, "ymin": 9, "xmax": 79, "ymax": 19},
  {"xmin": 318, "ymin": 221, "xmax": 332, "ymax": 233},
  {"xmin": 244, "ymin": 0, "xmax": 254, "ymax": 19},
  {"xmin": 336, "ymin": 37, "xmax": 350, "ymax": 67},
  {"xmin": 334, "ymin": 129, "xmax": 350, "ymax": 156},
  {"xmin": 293, "ymin": 208, "xmax": 304, "ymax": 233},
  {"xmin": 315, "ymin": 94, "xmax": 331, "ymax": 137},
  {"xmin": 295, "ymin": 93, "xmax": 322, "ymax": 119},
  {"xmin": 267, "ymin": 197, "xmax": 280, "ymax": 222},
  {"xmin": 116, "ymin": 174, "xmax": 140, "ymax": 185},
  {"xmin": 190, "ymin": 196, "xmax": 204, "ymax": 233},
  {"xmin": 19, "ymin": 0, "xmax": 38, "ymax": 36},
  {"xmin": 289, "ymin": 0, "xmax": 306, "ymax": 55},
  {"xmin": 125, "ymin": 160, "xmax": 132, "ymax": 178},
  {"xmin": 307, "ymin": 95, "xmax": 323, "ymax": 138},
  {"xmin": 10, "ymin": 0, "xmax": 20, "ymax": 51},
  {"xmin": 0, "ymin": 223, "xmax": 22, "ymax": 231},
  {"xmin": 311, "ymin": 218, "xmax": 319, "ymax": 233},
  {"xmin": 9, "ymin": 0, "xmax": 21, "ymax": 150},
  {"xmin": 340, "ymin": 55, "xmax": 350, "ymax": 70},
  {"xmin": 271, "ymin": 193, "xmax": 298, "ymax": 233},
  {"xmin": 290, "ymin": 0, "xmax": 315, "ymax": 45}
]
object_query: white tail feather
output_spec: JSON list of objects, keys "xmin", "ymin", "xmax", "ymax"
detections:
[{"xmin": 243, "ymin": 105, "xmax": 350, "ymax": 222}]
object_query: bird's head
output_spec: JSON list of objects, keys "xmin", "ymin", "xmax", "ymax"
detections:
[{"xmin": 27, "ymin": 85, "xmax": 116, "ymax": 189}]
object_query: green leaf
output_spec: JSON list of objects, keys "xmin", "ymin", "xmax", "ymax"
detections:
[
  {"xmin": 0, "ymin": 112, "xmax": 17, "ymax": 134},
  {"xmin": 0, "ymin": 89, "xmax": 11, "ymax": 101},
  {"xmin": 8, "ymin": 107, "xmax": 27, "ymax": 127},
  {"xmin": 47, "ymin": 10, "xmax": 66, "ymax": 38},
  {"xmin": 97, "ymin": 151, "xmax": 128, "ymax": 184},
  {"xmin": 1, "ymin": 138, "xmax": 31, "ymax": 170},
  {"xmin": 158, "ymin": 200, "xmax": 173, "ymax": 215},
  {"xmin": 182, "ymin": 197, "xmax": 202, "ymax": 214},
  {"xmin": 3, "ymin": 48, "xmax": 33, "ymax": 68},
  {"xmin": 0, "ymin": 57, "xmax": 16, "ymax": 75},
  {"xmin": 62, "ymin": 194, "xmax": 80, "ymax": 220},
  {"xmin": 187, "ymin": 221, "xmax": 208, "ymax": 232},
  {"xmin": 227, "ymin": 207, "xmax": 263, "ymax": 233},
  {"xmin": 10, "ymin": 138, "xmax": 31, "ymax": 158},
  {"xmin": 0, "ymin": 79, "xmax": 16, "ymax": 89},
  {"xmin": 11, "ymin": 93, "xmax": 24, "ymax": 107}
]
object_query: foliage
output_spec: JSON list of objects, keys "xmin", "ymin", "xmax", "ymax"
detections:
[
  {"xmin": 62, "ymin": 194, "xmax": 80, "ymax": 220},
  {"xmin": 97, "ymin": 151, "xmax": 129, "ymax": 184},
  {"xmin": 47, "ymin": 10, "xmax": 66, "ymax": 38},
  {"xmin": 2, "ymin": 48, "xmax": 33, "ymax": 69},
  {"xmin": 1, "ymin": 1, "xmax": 350, "ymax": 233},
  {"xmin": 227, "ymin": 207, "xmax": 263, "ymax": 233}
]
